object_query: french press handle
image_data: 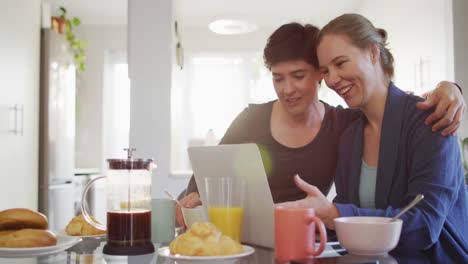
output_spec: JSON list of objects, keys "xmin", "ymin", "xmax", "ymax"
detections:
[{"xmin": 81, "ymin": 176, "xmax": 106, "ymax": 231}]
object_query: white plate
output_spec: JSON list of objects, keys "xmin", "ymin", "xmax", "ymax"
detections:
[
  {"xmin": 158, "ymin": 245, "xmax": 255, "ymax": 264},
  {"xmin": 0, "ymin": 234, "xmax": 82, "ymax": 258},
  {"xmin": 55, "ymin": 230, "xmax": 106, "ymax": 240}
]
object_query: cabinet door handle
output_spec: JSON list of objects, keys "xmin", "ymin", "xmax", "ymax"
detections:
[
  {"xmin": 8, "ymin": 104, "xmax": 23, "ymax": 136},
  {"xmin": 19, "ymin": 104, "xmax": 24, "ymax": 136},
  {"xmin": 8, "ymin": 104, "xmax": 18, "ymax": 135}
]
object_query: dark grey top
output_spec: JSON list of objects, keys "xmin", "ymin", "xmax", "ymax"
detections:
[{"xmin": 186, "ymin": 100, "xmax": 360, "ymax": 203}]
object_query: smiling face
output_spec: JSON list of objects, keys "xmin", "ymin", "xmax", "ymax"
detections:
[
  {"xmin": 271, "ymin": 60, "xmax": 321, "ymax": 117},
  {"xmin": 317, "ymin": 34, "xmax": 379, "ymax": 109}
]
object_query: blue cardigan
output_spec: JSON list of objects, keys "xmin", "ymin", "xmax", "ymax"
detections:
[{"xmin": 333, "ymin": 83, "xmax": 468, "ymax": 263}]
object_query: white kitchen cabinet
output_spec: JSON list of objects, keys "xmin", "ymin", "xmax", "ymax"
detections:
[{"xmin": 0, "ymin": 0, "xmax": 41, "ymax": 210}]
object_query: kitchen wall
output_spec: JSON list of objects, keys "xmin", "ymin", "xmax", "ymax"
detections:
[
  {"xmin": 453, "ymin": 0, "xmax": 468, "ymax": 138},
  {"xmin": 74, "ymin": 25, "xmax": 127, "ymax": 172},
  {"xmin": 359, "ymin": 0, "xmax": 454, "ymax": 93},
  {"xmin": 0, "ymin": 0, "xmax": 41, "ymax": 210}
]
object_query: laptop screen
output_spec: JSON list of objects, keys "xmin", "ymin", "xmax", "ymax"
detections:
[{"xmin": 188, "ymin": 143, "xmax": 275, "ymax": 248}]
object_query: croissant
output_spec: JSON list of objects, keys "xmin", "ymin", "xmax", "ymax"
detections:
[
  {"xmin": 169, "ymin": 222, "xmax": 243, "ymax": 256},
  {"xmin": 65, "ymin": 214, "xmax": 106, "ymax": 236}
]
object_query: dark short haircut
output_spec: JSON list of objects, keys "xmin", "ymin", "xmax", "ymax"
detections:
[{"xmin": 263, "ymin": 23, "xmax": 320, "ymax": 70}]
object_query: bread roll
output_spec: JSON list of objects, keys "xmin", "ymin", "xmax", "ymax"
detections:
[
  {"xmin": 65, "ymin": 214, "xmax": 106, "ymax": 236},
  {"xmin": 0, "ymin": 208, "xmax": 48, "ymax": 230},
  {"xmin": 0, "ymin": 229, "xmax": 57, "ymax": 248}
]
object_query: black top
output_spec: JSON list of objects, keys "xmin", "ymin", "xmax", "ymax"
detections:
[{"xmin": 186, "ymin": 100, "xmax": 360, "ymax": 203}]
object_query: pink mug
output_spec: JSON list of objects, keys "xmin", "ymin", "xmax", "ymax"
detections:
[{"xmin": 274, "ymin": 206, "xmax": 327, "ymax": 261}]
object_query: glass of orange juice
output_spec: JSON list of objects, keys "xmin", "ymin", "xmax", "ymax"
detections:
[{"xmin": 204, "ymin": 177, "xmax": 245, "ymax": 242}]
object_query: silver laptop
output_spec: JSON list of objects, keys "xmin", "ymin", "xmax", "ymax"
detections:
[{"xmin": 188, "ymin": 143, "xmax": 275, "ymax": 248}]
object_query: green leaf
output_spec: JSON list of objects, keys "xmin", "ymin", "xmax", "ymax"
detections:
[
  {"xmin": 66, "ymin": 20, "xmax": 72, "ymax": 32},
  {"xmin": 80, "ymin": 40, "xmax": 89, "ymax": 49},
  {"xmin": 75, "ymin": 54, "xmax": 86, "ymax": 63},
  {"xmin": 67, "ymin": 36, "xmax": 75, "ymax": 42},
  {"xmin": 79, "ymin": 63, "xmax": 86, "ymax": 71},
  {"xmin": 72, "ymin": 17, "xmax": 81, "ymax": 26},
  {"xmin": 77, "ymin": 40, "xmax": 88, "ymax": 49},
  {"xmin": 59, "ymin": 6, "xmax": 66, "ymax": 17}
]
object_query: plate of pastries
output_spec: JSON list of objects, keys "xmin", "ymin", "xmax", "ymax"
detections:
[
  {"xmin": 60, "ymin": 214, "xmax": 106, "ymax": 240},
  {"xmin": 158, "ymin": 222, "xmax": 254, "ymax": 264},
  {"xmin": 0, "ymin": 208, "xmax": 81, "ymax": 258}
]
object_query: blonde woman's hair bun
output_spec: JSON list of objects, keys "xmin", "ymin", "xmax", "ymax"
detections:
[{"xmin": 377, "ymin": 28, "xmax": 388, "ymax": 42}]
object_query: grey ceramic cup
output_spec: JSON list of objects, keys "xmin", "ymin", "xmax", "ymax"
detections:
[{"xmin": 151, "ymin": 198, "xmax": 175, "ymax": 243}]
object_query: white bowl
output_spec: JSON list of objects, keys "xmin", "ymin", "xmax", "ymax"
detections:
[{"xmin": 334, "ymin": 217, "xmax": 402, "ymax": 256}]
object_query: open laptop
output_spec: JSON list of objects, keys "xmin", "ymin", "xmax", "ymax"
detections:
[{"xmin": 188, "ymin": 143, "xmax": 275, "ymax": 248}]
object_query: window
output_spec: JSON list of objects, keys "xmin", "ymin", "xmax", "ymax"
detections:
[{"xmin": 171, "ymin": 52, "xmax": 347, "ymax": 176}]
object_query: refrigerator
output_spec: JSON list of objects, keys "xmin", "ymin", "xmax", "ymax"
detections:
[{"xmin": 39, "ymin": 29, "xmax": 76, "ymax": 230}]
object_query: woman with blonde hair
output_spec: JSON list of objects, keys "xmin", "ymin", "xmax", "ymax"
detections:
[{"xmin": 280, "ymin": 14, "xmax": 467, "ymax": 262}]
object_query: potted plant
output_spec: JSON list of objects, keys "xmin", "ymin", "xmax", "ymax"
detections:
[
  {"xmin": 53, "ymin": 6, "xmax": 88, "ymax": 71},
  {"xmin": 51, "ymin": 16, "xmax": 66, "ymax": 34}
]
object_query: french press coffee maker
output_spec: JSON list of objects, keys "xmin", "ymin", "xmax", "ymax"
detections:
[{"xmin": 81, "ymin": 148, "xmax": 155, "ymax": 255}]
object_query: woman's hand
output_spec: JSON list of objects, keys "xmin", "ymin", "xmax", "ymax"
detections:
[
  {"xmin": 276, "ymin": 175, "xmax": 340, "ymax": 229},
  {"xmin": 417, "ymin": 81, "xmax": 465, "ymax": 136},
  {"xmin": 175, "ymin": 192, "xmax": 202, "ymax": 228}
]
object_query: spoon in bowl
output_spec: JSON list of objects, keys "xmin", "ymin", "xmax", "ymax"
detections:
[
  {"xmin": 391, "ymin": 194, "xmax": 424, "ymax": 222},
  {"xmin": 164, "ymin": 189, "xmax": 185, "ymax": 208}
]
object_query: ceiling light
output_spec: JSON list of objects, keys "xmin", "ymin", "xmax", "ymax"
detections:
[{"xmin": 208, "ymin": 19, "xmax": 258, "ymax": 35}]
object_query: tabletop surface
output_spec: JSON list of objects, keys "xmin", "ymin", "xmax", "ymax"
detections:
[{"xmin": 0, "ymin": 237, "xmax": 433, "ymax": 264}]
